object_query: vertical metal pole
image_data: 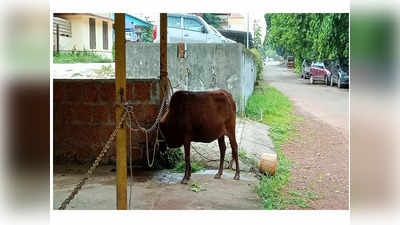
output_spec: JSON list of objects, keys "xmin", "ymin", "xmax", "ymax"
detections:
[
  {"xmin": 114, "ymin": 13, "xmax": 127, "ymax": 210},
  {"xmin": 56, "ymin": 24, "xmax": 60, "ymax": 54},
  {"xmin": 160, "ymin": 13, "xmax": 168, "ymax": 97},
  {"xmin": 246, "ymin": 13, "xmax": 249, "ymax": 49}
]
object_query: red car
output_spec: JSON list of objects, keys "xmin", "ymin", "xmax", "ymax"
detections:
[{"xmin": 309, "ymin": 62, "xmax": 331, "ymax": 84}]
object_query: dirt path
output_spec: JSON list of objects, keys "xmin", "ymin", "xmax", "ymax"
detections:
[
  {"xmin": 264, "ymin": 61, "xmax": 349, "ymax": 209},
  {"xmin": 284, "ymin": 107, "xmax": 349, "ymax": 209}
]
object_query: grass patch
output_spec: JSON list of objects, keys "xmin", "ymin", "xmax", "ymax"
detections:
[
  {"xmin": 246, "ymin": 83, "xmax": 304, "ymax": 209},
  {"xmin": 287, "ymin": 189, "xmax": 321, "ymax": 208},
  {"xmin": 172, "ymin": 161, "xmax": 205, "ymax": 173},
  {"xmin": 94, "ymin": 65, "xmax": 114, "ymax": 76},
  {"xmin": 53, "ymin": 51, "xmax": 113, "ymax": 63},
  {"xmin": 170, "ymin": 148, "xmax": 205, "ymax": 173},
  {"xmin": 238, "ymin": 150, "xmax": 259, "ymax": 169},
  {"xmin": 190, "ymin": 182, "xmax": 207, "ymax": 192}
]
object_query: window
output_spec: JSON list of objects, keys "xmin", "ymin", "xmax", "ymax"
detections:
[
  {"xmin": 103, "ymin": 21, "xmax": 108, "ymax": 49},
  {"xmin": 89, "ymin": 18, "xmax": 96, "ymax": 49},
  {"xmin": 168, "ymin": 16, "xmax": 181, "ymax": 28},
  {"xmin": 183, "ymin": 18, "xmax": 202, "ymax": 32}
]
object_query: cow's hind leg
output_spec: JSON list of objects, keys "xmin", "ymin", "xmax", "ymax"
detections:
[
  {"xmin": 181, "ymin": 140, "xmax": 192, "ymax": 184},
  {"xmin": 214, "ymin": 136, "xmax": 226, "ymax": 179},
  {"xmin": 228, "ymin": 133, "xmax": 240, "ymax": 180}
]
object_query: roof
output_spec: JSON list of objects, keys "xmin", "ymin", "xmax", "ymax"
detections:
[
  {"xmin": 110, "ymin": 14, "xmax": 152, "ymax": 28},
  {"xmin": 230, "ymin": 13, "xmax": 244, "ymax": 18},
  {"xmin": 54, "ymin": 13, "xmax": 114, "ymax": 22}
]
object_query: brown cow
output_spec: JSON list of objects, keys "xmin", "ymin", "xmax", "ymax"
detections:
[{"xmin": 159, "ymin": 89, "xmax": 240, "ymax": 184}]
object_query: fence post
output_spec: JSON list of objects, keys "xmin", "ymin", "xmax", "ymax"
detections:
[
  {"xmin": 56, "ymin": 24, "xmax": 59, "ymax": 54},
  {"xmin": 114, "ymin": 13, "xmax": 127, "ymax": 210},
  {"xmin": 160, "ymin": 13, "xmax": 168, "ymax": 99}
]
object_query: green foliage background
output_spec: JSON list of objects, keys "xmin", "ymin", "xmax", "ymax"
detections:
[
  {"xmin": 264, "ymin": 13, "xmax": 349, "ymax": 73},
  {"xmin": 201, "ymin": 13, "xmax": 223, "ymax": 29},
  {"xmin": 141, "ymin": 25, "xmax": 154, "ymax": 42}
]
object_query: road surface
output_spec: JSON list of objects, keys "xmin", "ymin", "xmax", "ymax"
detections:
[
  {"xmin": 263, "ymin": 61, "xmax": 349, "ymax": 209},
  {"xmin": 263, "ymin": 61, "xmax": 349, "ymax": 135}
]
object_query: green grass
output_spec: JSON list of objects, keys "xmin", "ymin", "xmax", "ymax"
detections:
[
  {"xmin": 53, "ymin": 51, "xmax": 113, "ymax": 63},
  {"xmin": 246, "ymin": 83, "xmax": 305, "ymax": 209},
  {"xmin": 170, "ymin": 148, "xmax": 205, "ymax": 173},
  {"xmin": 172, "ymin": 161, "xmax": 205, "ymax": 173},
  {"xmin": 94, "ymin": 65, "xmax": 114, "ymax": 76},
  {"xmin": 238, "ymin": 150, "xmax": 259, "ymax": 169}
]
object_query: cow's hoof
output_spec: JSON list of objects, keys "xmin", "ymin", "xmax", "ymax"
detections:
[
  {"xmin": 214, "ymin": 174, "xmax": 222, "ymax": 179},
  {"xmin": 233, "ymin": 174, "xmax": 240, "ymax": 180},
  {"xmin": 181, "ymin": 178, "xmax": 189, "ymax": 184}
]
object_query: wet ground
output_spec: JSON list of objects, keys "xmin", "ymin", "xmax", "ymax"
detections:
[{"xmin": 53, "ymin": 165, "xmax": 263, "ymax": 210}]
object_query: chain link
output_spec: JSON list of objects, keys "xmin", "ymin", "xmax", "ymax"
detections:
[
  {"xmin": 58, "ymin": 79, "xmax": 172, "ymax": 210},
  {"xmin": 58, "ymin": 111, "xmax": 128, "ymax": 210}
]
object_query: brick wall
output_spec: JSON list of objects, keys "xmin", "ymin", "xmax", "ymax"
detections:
[{"xmin": 53, "ymin": 79, "xmax": 160, "ymax": 166}]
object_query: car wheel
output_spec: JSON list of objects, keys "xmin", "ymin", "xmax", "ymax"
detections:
[
  {"xmin": 310, "ymin": 76, "xmax": 314, "ymax": 84},
  {"xmin": 338, "ymin": 77, "xmax": 341, "ymax": 88},
  {"xmin": 330, "ymin": 77, "xmax": 333, "ymax": 86}
]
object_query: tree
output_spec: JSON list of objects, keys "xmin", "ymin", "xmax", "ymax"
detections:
[
  {"xmin": 253, "ymin": 23, "xmax": 265, "ymax": 60},
  {"xmin": 141, "ymin": 25, "xmax": 154, "ymax": 42},
  {"xmin": 264, "ymin": 13, "xmax": 349, "ymax": 73},
  {"xmin": 201, "ymin": 13, "xmax": 223, "ymax": 29}
]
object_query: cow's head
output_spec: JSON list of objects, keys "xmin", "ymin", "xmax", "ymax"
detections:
[{"xmin": 158, "ymin": 106, "xmax": 183, "ymax": 149}]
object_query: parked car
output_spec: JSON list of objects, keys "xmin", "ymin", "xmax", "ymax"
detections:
[
  {"xmin": 323, "ymin": 59, "xmax": 337, "ymax": 85},
  {"xmin": 309, "ymin": 61, "xmax": 331, "ymax": 84},
  {"xmin": 209, "ymin": 25, "xmax": 235, "ymax": 43},
  {"xmin": 301, "ymin": 59, "xmax": 311, "ymax": 79},
  {"xmin": 153, "ymin": 13, "xmax": 235, "ymax": 43},
  {"xmin": 330, "ymin": 61, "xmax": 349, "ymax": 88},
  {"xmin": 287, "ymin": 56, "xmax": 294, "ymax": 68}
]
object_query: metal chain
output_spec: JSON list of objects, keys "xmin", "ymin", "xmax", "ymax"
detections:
[
  {"xmin": 58, "ymin": 111, "xmax": 128, "ymax": 210},
  {"xmin": 58, "ymin": 79, "xmax": 172, "ymax": 210},
  {"xmin": 124, "ymin": 85, "xmax": 169, "ymax": 168}
]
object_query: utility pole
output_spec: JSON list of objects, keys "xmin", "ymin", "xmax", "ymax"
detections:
[{"xmin": 246, "ymin": 13, "xmax": 249, "ymax": 49}]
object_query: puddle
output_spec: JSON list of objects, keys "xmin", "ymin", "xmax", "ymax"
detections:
[
  {"xmin": 153, "ymin": 170, "xmax": 183, "ymax": 184},
  {"xmin": 152, "ymin": 169, "xmax": 257, "ymax": 184}
]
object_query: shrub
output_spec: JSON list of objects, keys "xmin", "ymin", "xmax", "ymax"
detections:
[{"xmin": 246, "ymin": 48, "xmax": 264, "ymax": 81}]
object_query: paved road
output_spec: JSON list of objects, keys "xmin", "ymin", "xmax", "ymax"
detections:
[{"xmin": 263, "ymin": 61, "xmax": 349, "ymax": 134}]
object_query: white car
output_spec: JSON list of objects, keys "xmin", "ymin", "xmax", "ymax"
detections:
[{"xmin": 153, "ymin": 13, "xmax": 235, "ymax": 43}]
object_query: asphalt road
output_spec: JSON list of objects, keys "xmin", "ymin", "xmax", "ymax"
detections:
[{"xmin": 263, "ymin": 61, "xmax": 349, "ymax": 135}]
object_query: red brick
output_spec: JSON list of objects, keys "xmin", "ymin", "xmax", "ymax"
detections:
[
  {"xmin": 60, "ymin": 103, "xmax": 73, "ymax": 124},
  {"xmin": 151, "ymin": 82, "xmax": 157, "ymax": 98},
  {"xmin": 142, "ymin": 104, "xmax": 160, "ymax": 122},
  {"xmin": 132, "ymin": 147, "xmax": 143, "ymax": 161},
  {"xmin": 100, "ymin": 83, "xmax": 115, "ymax": 103},
  {"xmin": 53, "ymin": 82, "xmax": 65, "ymax": 102},
  {"xmin": 83, "ymin": 83, "xmax": 100, "ymax": 102},
  {"xmin": 65, "ymin": 83, "xmax": 83, "ymax": 102},
  {"xmin": 72, "ymin": 104, "xmax": 92, "ymax": 123},
  {"xmin": 92, "ymin": 105, "xmax": 109, "ymax": 123},
  {"xmin": 110, "ymin": 105, "xmax": 116, "ymax": 123},
  {"xmin": 134, "ymin": 82, "xmax": 150, "ymax": 101},
  {"xmin": 126, "ymin": 83, "xmax": 133, "ymax": 101}
]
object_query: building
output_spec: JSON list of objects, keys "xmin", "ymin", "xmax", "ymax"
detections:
[
  {"xmin": 227, "ymin": 13, "xmax": 246, "ymax": 31},
  {"xmin": 112, "ymin": 14, "xmax": 153, "ymax": 42},
  {"xmin": 53, "ymin": 13, "xmax": 114, "ymax": 59}
]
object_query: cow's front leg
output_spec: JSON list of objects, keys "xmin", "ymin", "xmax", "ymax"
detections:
[{"xmin": 181, "ymin": 140, "xmax": 192, "ymax": 184}]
